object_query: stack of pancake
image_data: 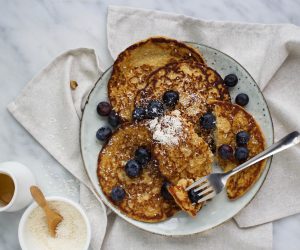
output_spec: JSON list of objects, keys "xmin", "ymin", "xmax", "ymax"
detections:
[{"xmin": 97, "ymin": 37, "xmax": 266, "ymax": 222}]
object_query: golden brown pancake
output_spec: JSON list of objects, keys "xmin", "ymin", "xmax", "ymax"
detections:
[
  {"xmin": 212, "ymin": 101, "xmax": 266, "ymax": 199},
  {"xmin": 147, "ymin": 112, "xmax": 212, "ymax": 217},
  {"xmin": 136, "ymin": 61, "xmax": 230, "ymax": 123},
  {"xmin": 168, "ymin": 179, "xmax": 202, "ymax": 217},
  {"xmin": 97, "ymin": 122, "xmax": 179, "ymax": 222},
  {"xmin": 148, "ymin": 112, "xmax": 213, "ymax": 185},
  {"xmin": 108, "ymin": 37, "xmax": 206, "ymax": 121},
  {"xmin": 136, "ymin": 61, "xmax": 230, "ymax": 149}
]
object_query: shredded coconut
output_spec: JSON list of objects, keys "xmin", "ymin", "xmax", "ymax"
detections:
[
  {"xmin": 148, "ymin": 111, "xmax": 183, "ymax": 145},
  {"xmin": 24, "ymin": 201, "xmax": 87, "ymax": 250}
]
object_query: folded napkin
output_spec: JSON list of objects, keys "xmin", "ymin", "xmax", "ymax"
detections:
[{"xmin": 9, "ymin": 4, "xmax": 300, "ymax": 250}]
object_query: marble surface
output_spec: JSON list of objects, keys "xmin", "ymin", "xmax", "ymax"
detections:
[{"xmin": 0, "ymin": 0, "xmax": 299, "ymax": 249}]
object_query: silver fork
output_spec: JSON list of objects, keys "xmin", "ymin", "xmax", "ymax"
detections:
[{"xmin": 186, "ymin": 131, "xmax": 300, "ymax": 204}]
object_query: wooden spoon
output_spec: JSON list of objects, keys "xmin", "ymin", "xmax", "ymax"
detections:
[{"xmin": 30, "ymin": 186, "xmax": 63, "ymax": 237}]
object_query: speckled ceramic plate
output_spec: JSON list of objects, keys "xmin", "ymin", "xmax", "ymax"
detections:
[{"xmin": 80, "ymin": 43, "xmax": 274, "ymax": 236}]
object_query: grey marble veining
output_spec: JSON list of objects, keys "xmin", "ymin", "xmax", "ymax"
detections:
[{"xmin": 0, "ymin": 0, "xmax": 300, "ymax": 249}]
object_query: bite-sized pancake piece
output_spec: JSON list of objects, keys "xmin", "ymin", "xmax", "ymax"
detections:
[
  {"xmin": 212, "ymin": 101, "xmax": 266, "ymax": 199},
  {"xmin": 168, "ymin": 179, "xmax": 202, "ymax": 217},
  {"xmin": 97, "ymin": 123, "xmax": 178, "ymax": 222},
  {"xmin": 135, "ymin": 61, "xmax": 230, "ymax": 125},
  {"xmin": 108, "ymin": 37, "xmax": 206, "ymax": 121},
  {"xmin": 148, "ymin": 111, "xmax": 213, "ymax": 185}
]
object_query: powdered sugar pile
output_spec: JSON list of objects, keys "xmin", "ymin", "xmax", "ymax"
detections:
[{"xmin": 148, "ymin": 111, "xmax": 183, "ymax": 145}]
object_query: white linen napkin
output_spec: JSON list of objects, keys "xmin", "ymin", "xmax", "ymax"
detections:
[
  {"xmin": 7, "ymin": 46, "xmax": 272, "ymax": 250},
  {"xmin": 107, "ymin": 5, "xmax": 300, "ymax": 228}
]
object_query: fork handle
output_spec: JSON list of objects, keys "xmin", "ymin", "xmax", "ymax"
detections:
[{"xmin": 224, "ymin": 131, "xmax": 300, "ymax": 180}]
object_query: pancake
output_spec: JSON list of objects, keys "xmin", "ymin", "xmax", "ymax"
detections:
[
  {"xmin": 168, "ymin": 179, "xmax": 202, "ymax": 217},
  {"xmin": 97, "ymin": 122, "xmax": 179, "ymax": 222},
  {"xmin": 212, "ymin": 101, "xmax": 266, "ymax": 199},
  {"xmin": 148, "ymin": 111, "xmax": 213, "ymax": 185},
  {"xmin": 136, "ymin": 61, "xmax": 230, "ymax": 122},
  {"xmin": 135, "ymin": 61, "xmax": 230, "ymax": 148},
  {"xmin": 147, "ymin": 112, "xmax": 212, "ymax": 216},
  {"xmin": 108, "ymin": 37, "xmax": 206, "ymax": 122}
]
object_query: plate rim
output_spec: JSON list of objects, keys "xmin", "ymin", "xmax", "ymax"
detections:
[{"xmin": 80, "ymin": 42, "xmax": 275, "ymax": 236}]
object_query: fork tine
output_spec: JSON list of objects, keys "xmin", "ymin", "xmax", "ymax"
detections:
[
  {"xmin": 185, "ymin": 176, "xmax": 207, "ymax": 191},
  {"xmin": 197, "ymin": 186, "xmax": 214, "ymax": 197},
  {"xmin": 193, "ymin": 181, "xmax": 210, "ymax": 192},
  {"xmin": 197, "ymin": 191, "xmax": 216, "ymax": 204}
]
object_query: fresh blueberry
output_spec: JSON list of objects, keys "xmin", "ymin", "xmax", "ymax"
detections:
[
  {"xmin": 135, "ymin": 147, "xmax": 151, "ymax": 166},
  {"xmin": 96, "ymin": 127, "xmax": 112, "ymax": 141},
  {"xmin": 162, "ymin": 90, "xmax": 179, "ymax": 107},
  {"xmin": 132, "ymin": 107, "xmax": 147, "ymax": 121},
  {"xmin": 224, "ymin": 74, "xmax": 238, "ymax": 87},
  {"xmin": 110, "ymin": 186, "xmax": 125, "ymax": 202},
  {"xmin": 235, "ymin": 93, "xmax": 249, "ymax": 106},
  {"xmin": 125, "ymin": 160, "xmax": 142, "ymax": 178},
  {"xmin": 235, "ymin": 147, "xmax": 249, "ymax": 162},
  {"xmin": 97, "ymin": 101, "xmax": 112, "ymax": 116},
  {"xmin": 161, "ymin": 181, "xmax": 173, "ymax": 200},
  {"xmin": 218, "ymin": 144, "xmax": 234, "ymax": 160},
  {"xmin": 147, "ymin": 100, "xmax": 164, "ymax": 118},
  {"xmin": 188, "ymin": 188, "xmax": 200, "ymax": 203},
  {"xmin": 108, "ymin": 111, "xmax": 121, "ymax": 127},
  {"xmin": 236, "ymin": 131, "xmax": 250, "ymax": 146},
  {"xmin": 199, "ymin": 112, "xmax": 216, "ymax": 130}
]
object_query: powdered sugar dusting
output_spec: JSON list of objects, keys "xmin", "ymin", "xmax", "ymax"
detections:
[{"xmin": 148, "ymin": 111, "xmax": 183, "ymax": 145}]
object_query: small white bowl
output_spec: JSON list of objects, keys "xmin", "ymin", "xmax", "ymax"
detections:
[{"xmin": 18, "ymin": 196, "xmax": 91, "ymax": 250}]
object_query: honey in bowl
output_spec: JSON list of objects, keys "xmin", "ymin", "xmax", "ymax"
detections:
[{"xmin": 0, "ymin": 173, "xmax": 15, "ymax": 206}]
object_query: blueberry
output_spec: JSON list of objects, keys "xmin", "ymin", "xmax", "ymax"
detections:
[
  {"xmin": 161, "ymin": 181, "xmax": 173, "ymax": 200},
  {"xmin": 235, "ymin": 147, "xmax": 249, "ymax": 162},
  {"xmin": 108, "ymin": 111, "xmax": 121, "ymax": 127},
  {"xmin": 236, "ymin": 131, "xmax": 250, "ymax": 146},
  {"xmin": 199, "ymin": 112, "xmax": 216, "ymax": 130},
  {"xmin": 96, "ymin": 127, "xmax": 112, "ymax": 141},
  {"xmin": 224, "ymin": 74, "xmax": 238, "ymax": 87},
  {"xmin": 97, "ymin": 101, "xmax": 112, "ymax": 116},
  {"xmin": 235, "ymin": 93, "xmax": 249, "ymax": 106},
  {"xmin": 218, "ymin": 144, "xmax": 234, "ymax": 160},
  {"xmin": 147, "ymin": 100, "xmax": 164, "ymax": 118},
  {"xmin": 162, "ymin": 90, "xmax": 179, "ymax": 107},
  {"xmin": 125, "ymin": 160, "xmax": 142, "ymax": 178},
  {"xmin": 135, "ymin": 147, "xmax": 151, "ymax": 166},
  {"xmin": 188, "ymin": 188, "xmax": 200, "ymax": 203},
  {"xmin": 110, "ymin": 186, "xmax": 125, "ymax": 202},
  {"xmin": 132, "ymin": 107, "xmax": 146, "ymax": 121}
]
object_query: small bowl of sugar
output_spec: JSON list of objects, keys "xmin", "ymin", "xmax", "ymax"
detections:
[{"xmin": 18, "ymin": 196, "xmax": 91, "ymax": 250}]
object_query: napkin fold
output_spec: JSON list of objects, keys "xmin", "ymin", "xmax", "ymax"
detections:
[
  {"xmin": 102, "ymin": 215, "xmax": 272, "ymax": 250},
  {"xmin": 107, "ymin": 5, "xmax": 300, "ymax": 228},
  {"xmin": 9, "ymin": 5, "xmax": 300, "ymax": 250}
]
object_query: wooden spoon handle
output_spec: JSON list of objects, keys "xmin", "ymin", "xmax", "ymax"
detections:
[{"xmin": 30, "ymin": 186, "xmax": 47, "ymax": 208}]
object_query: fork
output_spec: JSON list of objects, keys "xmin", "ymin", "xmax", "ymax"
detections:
[{"xmin": 186, "ymin": 131, "xmax": 300, "ymax": 204}]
